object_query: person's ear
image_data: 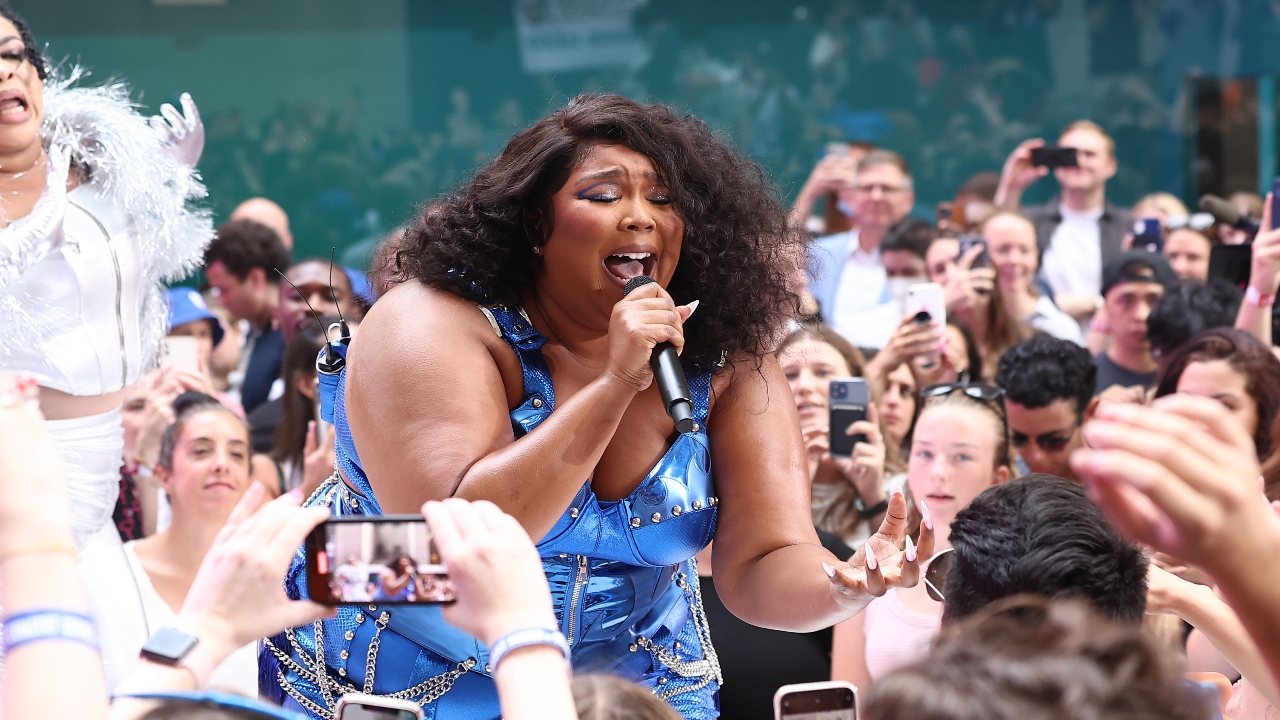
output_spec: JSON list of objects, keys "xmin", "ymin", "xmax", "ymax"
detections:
[
  {"xmin": 295, "ymin": 371, "xmax": 317, "ymax": 401},
  {"xmin": 246, "ymin": 266, "xmax": 268, "ymax": 291},
  {"xmin": 993, "ymin": 464, "xmax": 1012, "ymax": 486},
  {"xmin": 154, "ymin": 464, "xmax": 173, "ymax": 493}
]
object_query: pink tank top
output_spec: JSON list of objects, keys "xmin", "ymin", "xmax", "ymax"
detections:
[{"xmin": 861, "ymin": 588, "xmax": 941, "ymax": 680}]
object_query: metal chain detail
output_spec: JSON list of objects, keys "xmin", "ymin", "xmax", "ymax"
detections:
[{"xmin": 634, "ymin": 558, "xmax": 723, "ymax": 701}]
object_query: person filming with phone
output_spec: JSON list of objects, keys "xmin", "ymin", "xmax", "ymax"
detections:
[{"xmin": 994, "ymin": 122, "xmax": 1131, "ymax": 332}]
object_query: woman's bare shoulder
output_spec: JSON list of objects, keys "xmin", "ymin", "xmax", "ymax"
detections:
[{"xmin": 349, "ymin": 282, "xmax": 502, "ymax": 365}]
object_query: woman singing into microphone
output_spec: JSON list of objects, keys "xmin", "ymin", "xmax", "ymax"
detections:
[{"xmin": 265, "ymin": 95, "xmax": 932, "ymax": 719}]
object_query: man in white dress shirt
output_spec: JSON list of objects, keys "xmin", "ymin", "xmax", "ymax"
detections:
[{"xmin": 807, "ymin": 150, "xmax": 916, "ymax": 343}]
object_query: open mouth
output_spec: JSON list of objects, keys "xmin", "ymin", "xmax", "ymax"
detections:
[
  {"xmin": 603, "ymin": 251, "xmax": 657, "ymax": 286},
  {"xmin": 0, "ymin": 92, "xmax": 27, "ymax": 119}
]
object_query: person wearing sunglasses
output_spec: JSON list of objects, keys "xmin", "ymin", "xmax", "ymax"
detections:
[
  {"xmin": 995, "ymin": 334, "xmax": 1097, "ymax": 482},
  {"xmin": 831, "ymin": 382, "xmax": 1014, "ymax": 695}
]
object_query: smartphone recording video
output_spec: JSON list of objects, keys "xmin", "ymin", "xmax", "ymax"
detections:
[
  {"xmin": 306, "ymin": 515, "xmax": 455, "ymax": 605},
  {"xmin": 1029, "ymin": 145, "xmax": 1079, "ymax": 170},
  {"xmin": 774, "ymin": 682, "xmax": 857, "ymax": 720}
]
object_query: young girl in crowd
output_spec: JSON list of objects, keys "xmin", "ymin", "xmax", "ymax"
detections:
[
  {"xmin": 85, "ymin": 393, "xmax": 259, "ymax": 693},
  {"xmin": 984, "ymin": 212, "xmax": 1083, "ymax": 344},
  {"xmin": 778, "ymin": 325, "xmax": 898, "ymax": 546},
  {"xmin": 928, "ymin": 235, "xmax": 1032, "ymax": 378},
  {"xmin": 830, "ymin": 384, "xmax": 1014, "ymax": 695}
]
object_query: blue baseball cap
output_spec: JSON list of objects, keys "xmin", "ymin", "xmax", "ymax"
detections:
[{"xmin": 166, "ymin": 287, "xmax": 225, "ymax": 346}]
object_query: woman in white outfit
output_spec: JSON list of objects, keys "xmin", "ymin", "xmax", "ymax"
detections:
[{"xmin": 0, "ymin": 4, "xmax": 210, "ymax": 551}]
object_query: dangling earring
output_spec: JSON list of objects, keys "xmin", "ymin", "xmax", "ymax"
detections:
[{"xmin": 532, "ymin": 245, "xmax": 543, "ymax": 255}]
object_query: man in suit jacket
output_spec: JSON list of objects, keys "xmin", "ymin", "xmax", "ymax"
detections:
[
  {"xmin": 995, "ymin": 121, "xmax": 1131, "ymax": 331},
  {"xmin": 807, "ymin": 150, "xmax": 916, "ymax": 343},
  {"xmin": 203, "ymin": 219, "xmax": 292, "ymax": 414}
]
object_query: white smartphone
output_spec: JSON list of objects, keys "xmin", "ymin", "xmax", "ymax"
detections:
[
  {"xmin": 336, "ymin": 693, "xmax": 424, "ymax": 720},
  {"xmin": 161, "ymin": 335, "xmax": 201, "ymax": 374},
  {"xmin": 774, "ymin": 681, "xmax": 858, "ymax": 720},
  {"xmin": 903, "ymin": 281, "xmax": 946, "ymax": 328},
  {"xmin": 904, "ymin": 282, "xmax": 946, "ymax": 370}
]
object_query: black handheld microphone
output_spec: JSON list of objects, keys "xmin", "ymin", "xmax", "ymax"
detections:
[
  {"xmin": 1199, "ymin": 194, "xmax": 1260, "ymax": 237},
  {"xmin": 622, "ymin": 276, "xmax": 695, "ymax": 434}
]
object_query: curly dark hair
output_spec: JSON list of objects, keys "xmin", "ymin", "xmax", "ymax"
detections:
[
  {"xmin": 995, "ymin": 334, "xmax": 1097, "ymax": 421},
  {"xmin": 1155, "ymin": 327, "xmax": 1280, "ymax": 460},
  {"xmin": 390, "ymin": 94, "xmax": 801, "ymax": 373},
  {"xmin": 204, "ymin": 219, "xmax": 292, "ymax": 283},
  {"xmin": 0, "ymin": 2, "xmax": 46, "ymax": 81}
]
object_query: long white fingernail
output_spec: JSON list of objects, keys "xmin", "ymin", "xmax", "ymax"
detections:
[
  {"xmin": 920, "ymin": 499, "xmax": 933, "ymax": 531},
  {"xmin": 866, "ymin": 551, "xmax": 878, "ymax": 571},
  {"xmin": 821, "ymin": 561, "xmax": 837, "ymax": 579},
  {"xmin": 905, "ymin": 535, "xmax": 917, "ymax": 563},
  {"xmin": 685, "ymin": 299, "xmax": 700, "ymax": 315}
]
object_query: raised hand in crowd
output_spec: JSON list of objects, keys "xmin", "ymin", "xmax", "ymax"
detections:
[
  {"xmin": 299, "ymin": 420, "xmax": 337, "ymax": 499},
  {"xmin": 802, "ymin": 402, "xmax": 889, "ymax": 525},
  {"xmin": 865, "ymin": 315, "xmax": 945, "ymax": 384},
  {"xmin": 422, "ymin": 498, "xmax": 577, "ymax": 720},
  {"xmin": 1071, "ymin": 394, "xmax": 1280, "ymax": 688},
  {"xmin": 943, "ymin": 241, "xmax": 996, "ymax": 325},
  {"xmin": 993, "ymin": 138, "xmax": 1049, "ymax": 211},
  {"xmin": 0, "ymin": 374, "xmax": 109, "ymax": 720},
  {"xmin": 1236, "ymin": 192, "xmax": 1280, "ymax": 346},
  {"xmin": 790, "ymin": 152, "xmax": 859, "ymax": 228}
]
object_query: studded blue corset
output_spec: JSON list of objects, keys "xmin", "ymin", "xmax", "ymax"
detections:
[{"xmin": 262, "ymin": 306, "xmax": 723, "ymax": 720}]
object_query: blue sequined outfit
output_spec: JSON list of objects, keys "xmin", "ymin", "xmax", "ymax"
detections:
[{"xmin": 262, "ymin": 306, "xmax": 722, "ymax": 719}]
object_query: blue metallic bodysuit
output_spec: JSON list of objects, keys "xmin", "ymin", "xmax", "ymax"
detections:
[{"xmin": 263, "ymin": 305, "xmax": 723, "ymax": 719}]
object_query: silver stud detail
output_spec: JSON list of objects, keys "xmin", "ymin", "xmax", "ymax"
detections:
[
  {"xmin": 340, "ymin": 650, "xmax": 349, "ymax": 660},
  {"xmin": 691, "ymin": 500, "xmax": 702, "ymax": 510},
  {"xmin": 354, "ymin": 613, "xmax": 365, "ymax": 623},
  {"xmin": 570, "ymin": 507, "xmax": 579, "ymax": 519},
  {"xmin": 631, "ymin": 517, "xmax": 641, "ymax": 528},
  {"xmin": 671, "ymin": 505, "xmax": 682, "ymax": 516},
  {"xmin": 708, "ymin": 496, "xmax": 718, "ymax": 506},
  {"xmin": 338, "ymin": 667, "xmax": 347, "ymax": 677},
  {"xmin": 485, "ymin": 664, "xmax": 492, "ymax": 673},
  {"xmin": 651, "ymin": 512, "xmax": 662, "ymax": 523},
  {"xmin": 532, "ymin": 398, "xmax": 543, "ymax": 408},
  {"xmin": 673, "ymin": 641, "xmax": 682, "ymax": 649},
  {"xmin": 344, "ymin": 630, "xmax": 354, "ymax": 641},
  {"xmin": 559, "ymin": 553, "xmax": 568, "ymax": 559},
  {"xmin": 659, "ymin": 677, "xmax": 669, "ymax": 685},
  {"xmin": 380, "ymin": 612, "xmax": 390, "ymax": 622},
  {"xmin": 692, "ymin": 422, "xmax": 701, "ymax": 432},
  {"xmin": 368, "ymin": 605, "xmax": 378, "ymax": 613},
  {"xmin": 629, "ymin": 644, "xmax": 638, "ymax": 652}
]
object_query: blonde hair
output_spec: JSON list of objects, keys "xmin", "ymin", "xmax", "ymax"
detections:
[
  {"xmin": 1131, "ymin": 192, "xmax": 1188, "ymax": 218},
  {"xmin": 573, "ymin": 675, "xmax": 682, "ymax": 720},
  {"xmin": 916, "ymin": 390, "xmax": 1015, "ymax": 473},
  {"xmin": 1059, "ymin": 120, "xmax": 1115, "ymax": 158}
]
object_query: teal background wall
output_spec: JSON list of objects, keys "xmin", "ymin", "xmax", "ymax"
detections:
[{"xmin": 21, "ymin": 0, "xmax": 1280, "ymax": 264}]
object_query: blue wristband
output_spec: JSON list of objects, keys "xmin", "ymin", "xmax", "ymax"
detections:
[
  {"xmin": 3, "ymin": 609, "xmax": 99, "ymax": 653},
  {"xmin": 488, "ymin": 627, "xmax": 570, "ymax": 671}
]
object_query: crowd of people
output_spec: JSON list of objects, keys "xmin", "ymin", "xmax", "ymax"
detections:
[{"xmin": 8, "ymin": 1, "xmax": 1280, "ymax": 719}]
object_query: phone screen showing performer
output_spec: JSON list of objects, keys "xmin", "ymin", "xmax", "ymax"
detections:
[
  {"xmin": 774, "ymin": 682, "xmax": 857, "ymax": 720},
  {"xmin": 306, "ymin": 515, "xmax": 455, "ymax": 605},
  {"xmin": 828, "ymin": 378, "xmax": 869, "ymax": 458}
]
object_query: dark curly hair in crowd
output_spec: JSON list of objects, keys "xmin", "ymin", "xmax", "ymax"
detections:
[
  {"xmin": 0, "ymin": 3, "xmax": 46, "ymax": 81},
  {"xmin": 390, "ymin": 94, "xmax": 801, "ymax": 372},
  {"xmin": 995, "ymin": 334, "xmax": 1096, "ymax": 421},
  {"xmin": 204, "ymin": 220, "xmax": 292, "ymax": 284},
  {"xmin": 1147, "ymin": 279, "xmax": 1242, "ymax": 359},
  {"xmin": 1155, "ymin": 327, "xmax": 1280, "ymax": 460},
  {"xmin": 864, "ymin": 596, "xmax": 1215, "ymax": 720}
]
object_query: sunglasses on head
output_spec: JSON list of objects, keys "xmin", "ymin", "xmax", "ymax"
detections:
[
  {"xmin": 920, "ymin": 383, "xmax": 1005, "ymax": 403},
  {"xmin": 923, "ymin": 547, "xmax": 953, "ymax": 602},
  {"xmin": 1011, "ymin": 426, "xmax": 1078, "ymax": 453}
]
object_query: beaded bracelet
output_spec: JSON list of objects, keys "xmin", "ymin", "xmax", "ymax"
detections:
[
  {"xmin": 3, "ymin": 609, "xmax": 99, "ymax": 654},
  {"xmin": 488, "ymin": 627, "xmax": 570, "ymax": 672}
]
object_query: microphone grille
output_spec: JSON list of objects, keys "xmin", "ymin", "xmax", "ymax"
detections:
[{"xmin": 623, "ymin": 275, "xmax": 655, "ymax": 297}]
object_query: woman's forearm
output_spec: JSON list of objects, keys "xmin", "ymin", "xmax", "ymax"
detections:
[
  {"xmin": 493, "ymin": 646, "xmax": 577, "ymax": 720},
  {"xmin": 1235, "ymin": 294, "xmax": 1272, "ymax": 346},
  {"xmin": 1175, "ymin": 584, "xmax": 1280, "ymax": 706},
  {"xmin": 716, "ymin": 542, "xmax": 849, "ymax": 633},
  {"xmin": 456, "ymin": 373, "xmax": 637, "ymax": 541}
]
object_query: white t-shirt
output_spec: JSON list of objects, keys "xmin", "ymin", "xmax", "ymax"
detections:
[
  {"xmin": 830, "ymin": 232, "xmax": 887, "ymax": 331},
  {"xmin": 1040, "ymin": 205, "xmax": 1104, "ymax": 334},
  {"xmin": 832, "ymin": 299, "xmax": 902, "ymax": 350}
]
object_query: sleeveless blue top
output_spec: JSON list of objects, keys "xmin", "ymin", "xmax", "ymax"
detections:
[{"xmin": 262, "ymin": 305, "xmax": 723, "ymax": 720}]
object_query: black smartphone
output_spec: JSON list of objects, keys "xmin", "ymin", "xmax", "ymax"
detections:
[
  {"xmin": 1132, "ymin": 218, "xmax": 1163, "ymax": 253},
  {"xmin": 957, "ymin": 234, "xmax": 990, "ymax": 269},
  {"xmin": 1208, "ymin": 244, "xmax": 1253, "ymax": 290},
  {"xmin": 1030, "ymin": 145, "xmax": 1079, "ymax": 169},
  {"xmin": 828, "ymin": 378, "xmax": 870, "ymax": 458},
  {"xmin": 306, "ymin": 515, "xmax": 456, "ymax": 605},
  {"xmin": 1271, "ymin": 178, "xmax": 1280, "ymax": 228}
]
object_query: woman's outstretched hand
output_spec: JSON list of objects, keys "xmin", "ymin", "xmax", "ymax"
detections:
[{"xmin": 822, "ymin": 490, "xmax": 935, "ymax": 613}]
